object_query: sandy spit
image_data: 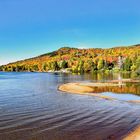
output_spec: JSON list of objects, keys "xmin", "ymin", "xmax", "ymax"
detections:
[{"xmin": 58, "ymin": 83, "xmax": 119, "ymax": 100}]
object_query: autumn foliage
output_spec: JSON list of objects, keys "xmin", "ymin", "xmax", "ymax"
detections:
[{"xmin": 0, "ymin": 45, "xmax": 140, "ymax": 74}]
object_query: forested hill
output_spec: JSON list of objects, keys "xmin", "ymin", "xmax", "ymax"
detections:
[{"xmin": 0, "ymin": 45, "xmax": 140, "ymax": 74}]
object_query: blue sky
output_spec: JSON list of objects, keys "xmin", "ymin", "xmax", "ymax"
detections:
[{"xmin": 0, "ymin": 0, "xmax": 140, "ymax": 65}]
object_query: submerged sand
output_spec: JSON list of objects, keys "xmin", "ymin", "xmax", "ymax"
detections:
[{"xmin": 123, "ymin": 126, "xmax": 140, "ymax": 140}]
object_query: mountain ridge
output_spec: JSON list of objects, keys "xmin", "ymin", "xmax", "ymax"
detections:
[
  {"xmin": 2, "ymin": 44, "xmax": 140, "ymax": 66},
  {"xmin": 0, "ymin": 44, "xmax": 140, "ymax": 74}
]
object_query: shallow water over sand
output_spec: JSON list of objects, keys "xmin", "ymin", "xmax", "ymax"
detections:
[
  {"xmin": 101, "ymin": 92, "xmax": 140, "ymax": 101},
  {"xmin": 0, "ymin": 72, "xmax": 140, "ymax": 140}
]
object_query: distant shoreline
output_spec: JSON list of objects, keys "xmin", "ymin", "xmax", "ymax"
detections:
[{"xmin": 0, "ymin": 46, "xmax": 140, "ymax": 76}]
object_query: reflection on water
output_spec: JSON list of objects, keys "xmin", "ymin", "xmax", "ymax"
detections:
[
  {"xmin": 0, "ymin": 72, "xmax": 140, "ymax": 140},
  {"xmin": 88, "ymin": 83, "xmax": 140, "ymax": 96}
]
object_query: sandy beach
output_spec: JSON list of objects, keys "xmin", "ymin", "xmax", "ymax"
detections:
[
  {"xmin": 58, "ymin": 82, "xmax": 125, "ymax": 93},
  {"xmin": 58, "ymin": 82, "xmax": 140, "ymax": 101}
]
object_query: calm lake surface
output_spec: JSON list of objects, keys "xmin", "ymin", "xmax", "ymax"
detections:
[{"xmin": 0, "ymin": 72, "xmax": 140, "ymax": 140}]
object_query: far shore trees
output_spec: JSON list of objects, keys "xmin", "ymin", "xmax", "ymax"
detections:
[{"xmin": 0, "ymin": 45, "xmax": 140, "ymax": 75}]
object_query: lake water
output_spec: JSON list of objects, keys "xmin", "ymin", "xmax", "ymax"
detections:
[{"xmin": 0, "ymin": 72, "xmax": 140, "ymax": 140}]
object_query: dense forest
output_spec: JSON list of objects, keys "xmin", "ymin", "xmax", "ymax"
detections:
[{"xmin": 0, "ymin": 44, "xmax": 140, "ymax": 75}]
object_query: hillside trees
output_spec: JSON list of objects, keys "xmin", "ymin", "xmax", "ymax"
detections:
[
  {"xmin": 58, "ymin": 60, "xmax": 68, "ymax": 69},
  {"xmin": 123, "ymin": 57, "xmax": 132, "ymax": 71},
  {"xmin": 0, "ymin": 45, "xmax": 140, "ymax": 74},
  {"xmin": 77, "ymin": 60, "xmax": 84, "ymax": 73},
  {"xmin": 48, "ymin": 61, "xmax": 60, "ymax": 71},
  {"xmin": 97, "ymin": 59, "xmax": 104, "ymax": 70},
  {"xmin": 32, "ymin": 65, "xmax": 39, "ymax": 72},
  {"xmin": 42, "ymin": 63, "xmax": 47, "ymax": 71}
]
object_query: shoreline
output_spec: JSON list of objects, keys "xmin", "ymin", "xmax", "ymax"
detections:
[
  {"xmin": 58, "ymin": 82, "xmax": 140, "ymax": 139},
  {"xmin": 58, "ymin": 82, "xmax": 124, "ymax": 100},
  {"xmin": 123, "ymin": 126, "xmax": 140, "ymax": 140},
  {"xmin": 58, "ymin": 82, "xmax": 140, "ymax": 101}
]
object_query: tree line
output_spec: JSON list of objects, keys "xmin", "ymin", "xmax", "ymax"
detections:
[{"xmin": 0, "ymin": 46, "xmax": 140, "ymax": 75}]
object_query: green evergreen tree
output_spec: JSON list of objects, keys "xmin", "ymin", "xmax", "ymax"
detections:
[
  {"xmin": 123, "ymin": 57, "xmax": 132, "ymax": 71},
  {"xmin": 42, "ymin": 63, "xmax": 47, "ymax": 71},
  {"xmin": 97, "ymin": 59, "xmax": 104, "ymax": 70},
  {"xmin": 33, "ymin": 65, "xmax": 39, "ymax": 71},
  {"xmin": 59, "ymin": 60, "xmax": 68, "ymax": 69},
  {"xmin": 78, "ymin": 60, "xmax": 84, "ymax": 73}
]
